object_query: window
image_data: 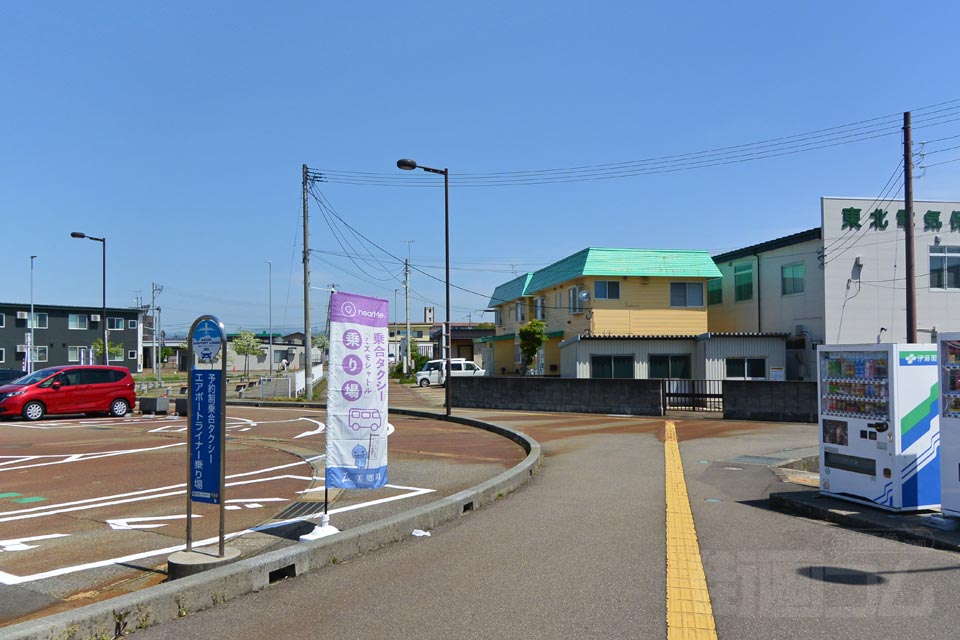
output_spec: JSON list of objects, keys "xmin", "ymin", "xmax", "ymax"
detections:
[
  {"xmin": 568, "ymin": 286, "xmax": 584, "ymax": 314},
  {"xmin": 590, "ymin": 355, "xmax": 634, "ymax": 379},
  {"xmin": 0, "ymin": 347, "xmax": 4, "ymax": 362},
  {"xmin": 734, "ymin": 264, "xmax": 753, "ymax": 302},
  {"xmin": 707, "ymin": 278, "xmax": 722, "ymax": 305},
  {"xmin": 515, "ymin": 302, "xmax": 527, "ymax": 322},
  {"xmin": 726, "ymin": 357, "xmax": 766, "ymax": 379},
  {"xmin": 495, "ymin": 308, "xmax": 503, "ymax": 326},
  {"xmin": 108, "ymin": 349, "xmax": 124, "ymax": 362},
  {"xmin": 450, "ymin": 362, "xmax": 463, "ymax": 372},
  {"xmin": 0, "ymin": 314, "xmax": 4, "ymax": 328},
  {"xmin": 670, "ymin": 282, "xmax": 704, "ymax": 307},
  {"xmin": 68, "ymin": 346, "xmax": 84, "ymax": 362},
  {"xmin": 128, "ymin": 319, "xmax": 138, "ymax": 329},
  {"xmin": 29, "ymin": 312, "xmax": 48, "ymax": 329},
  {"xmin": 128, "ymin": 350, "xmax": 137, "ymax": 360},
  {"xmin": 514, "ymin": 343, "xmax": 522, "ymax": 364},
  {"xmin": 594, "ymin": 280, "xmax": 620, "ymax": 300},
  {"xmin": 781, "ymin": 263, "xmax": 805, "ymax": 295},
  {"xmin": 68, "ymin": 314, "xmax": 88, "ymax": 330},
  {"xmin": 930, "ymin": 246, "xmax": 960, "ymax": 290},
  {"xmin": 534, "ymin": 296, "xmax": 546, "ymax": 320},
  {"xmin": 649, "ymin": 354, "xmax": 691, "ymax": 379},
  {"xmin": 414, "ymin": 330, "xmax": 424, "ymax": 338},
  {"xmin": 31, "ymin": 346, "xmax": 48, "ymax": 363},
  {"xmin": 108, "ymin": 317, "xmax": 124, "ymax": 330}
]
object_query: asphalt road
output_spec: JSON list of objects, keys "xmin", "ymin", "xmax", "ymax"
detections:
[
  {"xmin": 130, "ymin": 412, "xmax": 960, "ymax": 640},
  {"xmin": 0, "ymin": 397, "xmax": 521, "ymax": 627}
]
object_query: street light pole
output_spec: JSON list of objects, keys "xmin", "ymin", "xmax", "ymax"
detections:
[
  {"xmin": 267, "ymin": 260, "xmax": 273, "ymax": 378},
  {"xmin": 71, "ymin": 232, "xmax": 107, "ymax": 365},
  {"xmin": 397, "ymin": 159, "xmax": 451, "ymax": 417},
  {"xmin": 29, "ymin": 256, "xmax": 36, "ymax": 374}
]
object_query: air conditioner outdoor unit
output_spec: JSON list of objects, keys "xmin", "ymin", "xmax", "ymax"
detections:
[
  {"xmin": 90, "ymin": 314, "xmax": 101, "ymax": 322},
  {"xmin": 16, "ymin": 345, "xmax": 27, "ymax": 353},
  {"xmin": 16, "ymin": 311, "xmax": 28, "ymax": 320}
]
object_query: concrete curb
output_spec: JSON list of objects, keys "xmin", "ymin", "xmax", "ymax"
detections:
[
  {"xmin": 769, "ymin": 490, "xmax": 960, "ymax": 552},
  {"xmin": 0, "ymin": 410, "xmax": 542, "ymax": 640}
]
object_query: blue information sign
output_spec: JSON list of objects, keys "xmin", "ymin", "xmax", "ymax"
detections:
[{"xmin": 190, "ymin": 368, "xmax": 222, "ymax": 504}]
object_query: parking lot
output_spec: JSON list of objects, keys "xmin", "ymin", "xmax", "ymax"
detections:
[{"xmin": 0, "ymin": 405, "xmax": 523, "ymax": 625}]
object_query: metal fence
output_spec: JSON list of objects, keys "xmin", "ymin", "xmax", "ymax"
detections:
[{"xmin": 661, "ymin": 379, "xmax": 723, "ymax": 412}]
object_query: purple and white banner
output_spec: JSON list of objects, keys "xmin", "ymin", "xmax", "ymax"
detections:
[{"xmin": 326, "ymin": 291, "xmax": 389, "ymax": 489}]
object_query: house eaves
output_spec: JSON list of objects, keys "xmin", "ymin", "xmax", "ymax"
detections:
[{"xmin": 711, "ymin": 228, "xmax": 821, "ymax": 264}]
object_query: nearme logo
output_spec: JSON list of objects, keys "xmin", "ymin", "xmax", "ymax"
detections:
[{"xmin": 340, "ymin": 301, "xmax": 385, "ymax": 319}]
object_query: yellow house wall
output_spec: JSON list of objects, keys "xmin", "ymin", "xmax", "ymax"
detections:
[
  {"xmin": 490, "ymin": 340, "xmax": 518, "ymax": 375},
  {"xmin": 525, "ymin": 277, "xmax": 709, "ymax": 337},
  {"xmin": 543, "ymin": 337, "xmax": 562, "ymax": 375}
]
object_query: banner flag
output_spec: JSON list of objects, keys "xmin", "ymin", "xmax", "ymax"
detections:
[{"xmin": 325, "ymin": 292, "xmax": 389, "ymax": 489}]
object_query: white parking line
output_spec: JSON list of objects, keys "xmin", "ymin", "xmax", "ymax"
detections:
[
  {"xmin": 0, "ymin": 484, "xmax": 435, "ymax": 585},
  {"xmin": 0, "ymin": 443, "xmax": 185, "ymax": 473}
]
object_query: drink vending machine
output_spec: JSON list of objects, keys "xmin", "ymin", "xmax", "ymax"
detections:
[
  {"xmin": 938, "ymin": 333, "xmax": 960, "ymax": 517},
  {"xmin": 818, "ymin": 344, "xmax": 940, "ymax": 511}
]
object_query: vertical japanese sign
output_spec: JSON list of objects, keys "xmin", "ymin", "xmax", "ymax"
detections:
[
  {"xmin": 190, "ymin": 368, "xmax": 222, "ymax": 503},
  {"xmin": 188, "ymin": 317, "xmax": 226, "ymax": 504},
  {"xmin": 326, "ymin": 292, "xmax": 389, "ymax": 489}
]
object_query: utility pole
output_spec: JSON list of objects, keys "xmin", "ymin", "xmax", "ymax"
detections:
[
  {"xmin": 303, "ymin": 164, "xmax": 313, "ymax": 392},
  {"xmin": 404, "ymin": 257, "xmax": 411, "ymax": 375},
  {"xmin": 267, "ymin": 260, "xmax": 273, "ymax": 378},
  {"xmin": 151, "ymin": 282, "xmax": 163, "ymax": 380},
  {"xmin": 324, "ymin": 283, "xmax": 338, "ymax": 364},
  {"xmin": 903, "ymin": 112, "xmax": 917, "ymax": 343}
]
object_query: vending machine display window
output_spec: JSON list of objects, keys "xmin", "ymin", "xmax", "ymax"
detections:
[{"xmin": 938, "ymin": 335, "xmax": 960, "ymax": 517}]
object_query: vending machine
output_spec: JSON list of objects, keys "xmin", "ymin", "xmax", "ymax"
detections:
[
  {"xmin": 818, "ymin": 344, "xmax": 940, "ymax": 511},
  {"xmin": 938, "ymin": 334, "xmax": 960, "ymax": 517}
]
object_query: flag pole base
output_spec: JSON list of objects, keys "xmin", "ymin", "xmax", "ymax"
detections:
[{"xmin": 299, "ymin": 513, "xmax": 339, "ymax": 541}]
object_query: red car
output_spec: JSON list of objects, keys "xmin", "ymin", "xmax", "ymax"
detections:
[{"xmin": 0, "ymin": 365, "xmax": 136, "ymax": 421}]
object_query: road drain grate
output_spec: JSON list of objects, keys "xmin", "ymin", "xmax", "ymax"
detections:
[
  {"xmin": 274, "ymin": 501, "xmax": 328, "ymax": 520},
  {"xmin": 727, "ymin": 455, "xmax": 789, "ymax": 466}
]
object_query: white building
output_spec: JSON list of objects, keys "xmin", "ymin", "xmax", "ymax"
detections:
[{"xmin": 709, "ymin": 197, "xmax": 960, "ymax": 380}]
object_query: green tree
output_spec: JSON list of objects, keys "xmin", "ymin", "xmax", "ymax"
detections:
[
  {"xmin": 233, "ymin": 330, "xmax": 263, "ymax": 378},
  {"xmin": 518, "ymin": 320, "xmax": 547, "ymax": 375},
  {"xmin": 92, "ymin": 338, "xmax": 124, "ymax": 362}
]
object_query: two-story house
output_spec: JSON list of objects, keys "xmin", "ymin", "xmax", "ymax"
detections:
[{"xmin": 481, "ymin": 247, "xmax": 787, "ymax": 380}]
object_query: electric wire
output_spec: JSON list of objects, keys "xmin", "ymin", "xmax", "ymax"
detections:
[{"xmin": 311, "ymin": 102, "xmax": 960, "ymax": 187}]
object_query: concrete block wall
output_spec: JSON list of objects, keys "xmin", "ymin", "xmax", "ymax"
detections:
[
  {"xmin": 722, "ymin": 381, "xmax": 818, "ymax": 423},
  {"xmin": 451, "ymin": 377, "xmax": 663, "ymax": 416}
]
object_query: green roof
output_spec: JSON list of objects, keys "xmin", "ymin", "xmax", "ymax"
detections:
[
  {"xmin": 488, "ymin": 273, "xmax": 533, "ymax": 308},
  {"xmin": 487, "ymin": 248, "xmax": 721, "ymax": 305}
]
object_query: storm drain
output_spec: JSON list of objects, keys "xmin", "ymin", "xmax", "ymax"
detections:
[
  {"xmin": 274, "ymin": 501, "xmax": 328, "ymax": 520},
  {"xmin": 727, "ymin": 455, "xmax": 789, "ymax": 466}
]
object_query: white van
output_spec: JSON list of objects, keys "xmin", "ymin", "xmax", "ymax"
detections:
[{"xmin": 416, "ymin": 359, "xmax": 485, "ymax": 387}]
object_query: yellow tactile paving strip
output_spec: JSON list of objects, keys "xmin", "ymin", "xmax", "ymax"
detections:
[{"xmin": 665, "ymin": 420, "xmax": 718, "ymax": 640}]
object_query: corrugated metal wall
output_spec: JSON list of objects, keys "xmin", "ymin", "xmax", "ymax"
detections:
[{"xmin": 702, "ymin": 336, "xmax": 786, "ymax": 379}]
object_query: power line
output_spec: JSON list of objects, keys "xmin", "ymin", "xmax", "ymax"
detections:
[{"xmin": 312, "ymin": 100, "xmax": 960, "ymax": 187}]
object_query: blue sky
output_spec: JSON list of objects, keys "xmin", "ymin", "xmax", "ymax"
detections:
[{"xmin": 3, "ymin": 2, "xmax": 959, "ymax": 337}]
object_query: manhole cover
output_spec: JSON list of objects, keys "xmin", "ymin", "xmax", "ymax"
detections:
[
  {"xmin": 274, "ymin": 501, "xmax": 328, "ymax": 520},
  {"xmin": 728, "ymin": 455, "xmax": 788, "ymax": 466}
]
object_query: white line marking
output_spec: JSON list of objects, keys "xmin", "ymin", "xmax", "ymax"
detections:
[
  {"xmin": 107, "ymin": 515, "xmax": 200, "ymax": 530},
  {"xmin": 0, "ymin": 443, "xmax": 185, "ymax": 473},
  {"xmin": 0, "ymin": 534, "xmax": 70, "ymax": 552},
  {"xmin": 0, "ymin": 484, "xmax": 434, "ymax": 584},
  {"xmin": 294, "ymin": 418, "xmax": 326, "ymax": 439},
  {"xmin": 0, "ymin": 459, "xmax": 321, "ymax": 522}
]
